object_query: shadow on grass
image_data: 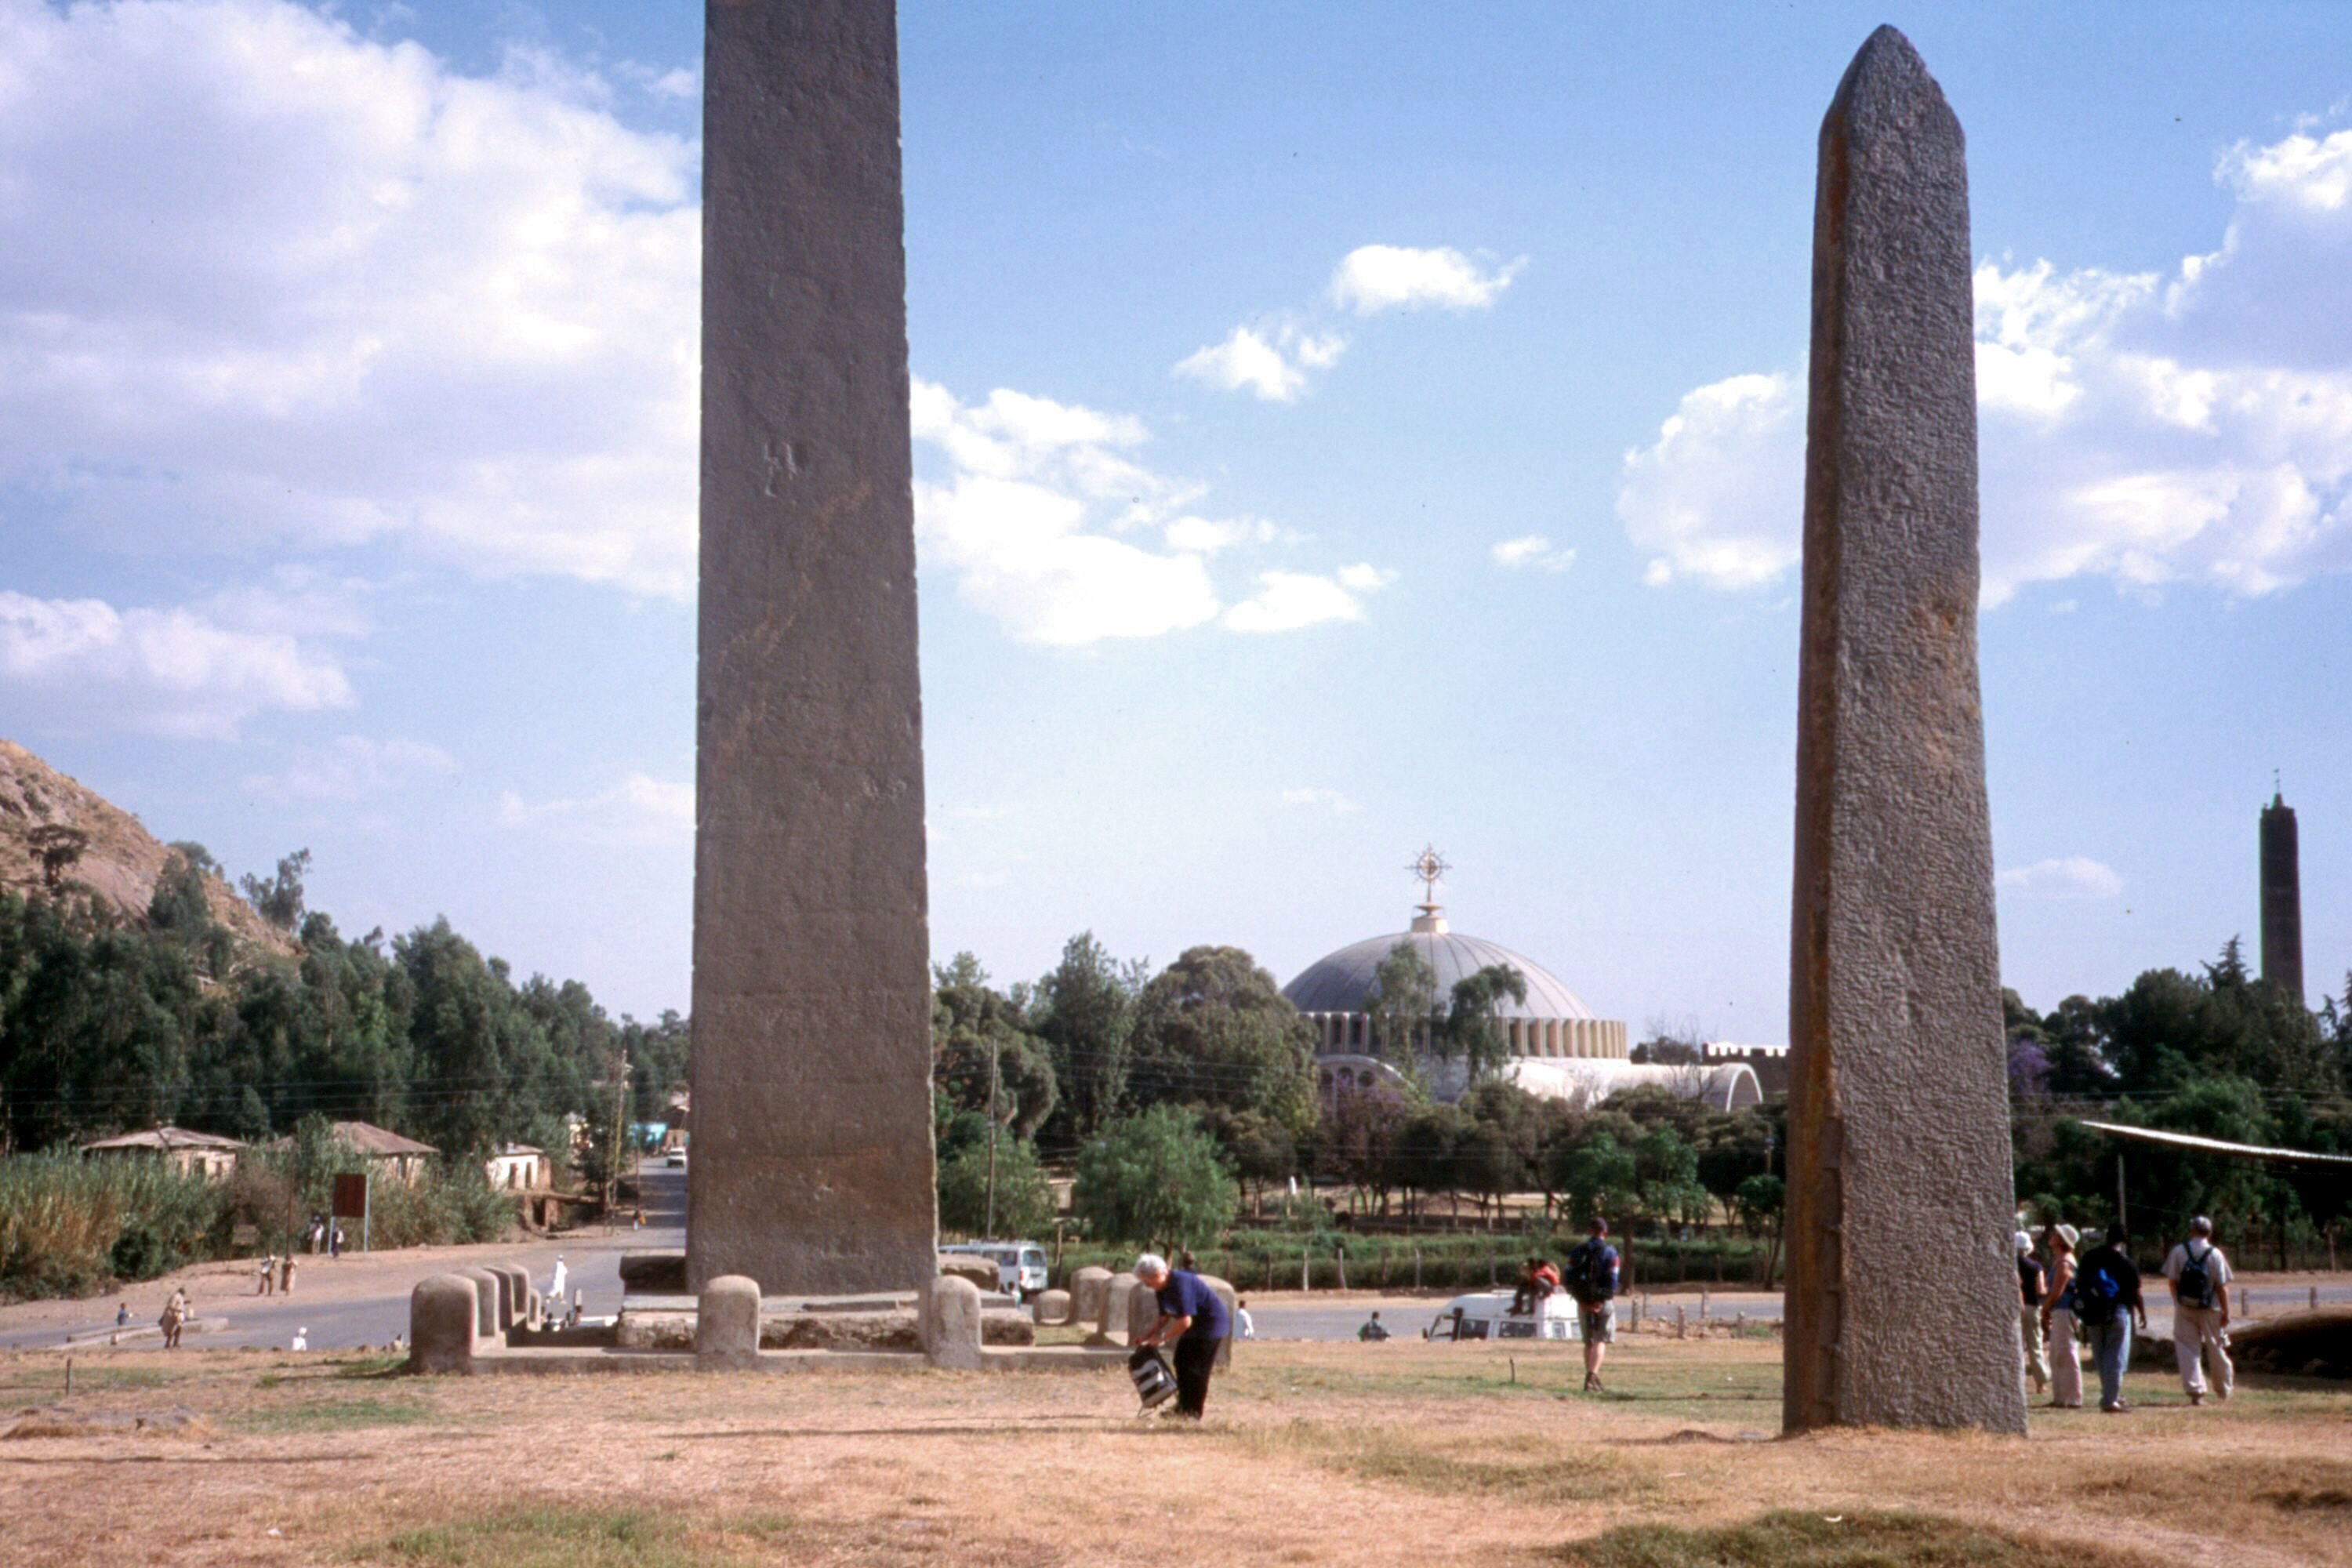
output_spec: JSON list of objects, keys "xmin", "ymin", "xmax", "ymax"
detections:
[
  {"xmin": 235, "ymin": 1395, "xmax": 438, "ymax": 1434},
  {"xmin": 1560, "ymin": 1509, "xmax": 2155, "ymax": 1567}
]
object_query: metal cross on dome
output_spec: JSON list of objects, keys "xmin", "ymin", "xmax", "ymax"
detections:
[{"xmin": 1406, "ymin": 845, "xmax": 1450, "ymax": 906}]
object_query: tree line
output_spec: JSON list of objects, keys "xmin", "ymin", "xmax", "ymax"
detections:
[{"xmin": 0, "ymin": 846, "xmax": 688, "ymax": 1163}]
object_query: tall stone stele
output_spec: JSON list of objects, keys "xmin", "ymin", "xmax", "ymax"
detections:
[
  {"xmin": 688, "ymin": 0, "xmax": 938, "ymax": 1294},
  {"xmin": 1784, "ymin": 27, "xmax": 2026, "ymax": 1435}
]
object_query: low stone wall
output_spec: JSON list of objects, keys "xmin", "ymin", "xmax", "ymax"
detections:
[{"xmin": 615, "ymin": 1307, "xmax": 1034, "ymax": 1352}]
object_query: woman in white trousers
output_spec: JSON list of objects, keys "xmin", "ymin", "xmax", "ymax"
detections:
[{"xmin": 2040, "ymin": 1223, "xmax": 2084, "ymax": 1409}]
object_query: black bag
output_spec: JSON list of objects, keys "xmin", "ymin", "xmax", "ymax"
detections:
[
  {"xmin": 2074, "ymin": 1261, "xmax": 2122, "ymax": 1327},
  {"xmin": 1127, "ymin": 1345, "xmax": 1178, "ymax": 1409},
  {"xmin": 1566, "ymin": 1240, "xmax": 1613, "ymax": 1305},
  {"xmin": 2176, "ymin": 1242, "xmax": 2219, "ymax": 1311}
]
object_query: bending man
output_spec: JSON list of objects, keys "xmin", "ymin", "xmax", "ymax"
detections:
[{"xmin": 1133, "ymin": 1252, "xmax": 1230, "ymax": 1419}]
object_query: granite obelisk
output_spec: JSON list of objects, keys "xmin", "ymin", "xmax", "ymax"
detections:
[
  {"xmin": 688, "ymin": 0, "xmax": 937, "ymax": 1294},
  {"xmin": 1784, "ymin": 27, "xmax": 2026, "ymax": 1434},
  {"xmin": 2259, "ymin": 791, "xmax": 2303, "ymax": 1003}
]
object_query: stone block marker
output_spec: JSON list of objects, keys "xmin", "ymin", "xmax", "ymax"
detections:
[
  {"xmin": 938, "ymin": 1256, "xmax": 998, "ymax": 1294},
  {"xmin": 1200, "ymin": 1276, "xmax": 1238, "ymax": 1370},
  {"xmin": 686, "ymin": 0, "xmax": 937, "ymax": 1295},
  {"xmin": 696, "ymin": 1275, "xmax": 762, "ymax": 1370},
  {"xmin": 1126, "ymin": 1280, "xmax": 1160, "ymax": 1346},
  {"xmin": 1031, "ymin": 1288, "xmax": 1073, "ymax": 1327},
  {"xmin": 1070, "ymin": 1267, "xmax": 1112, "ymax": 1332},
  {"xmin": 1092, "ymin": 1271, "xmax": 1138, "ymax": 1346},
  {"xmin": 920, "ymin": 1275, "xmax": 985, "ymax": 1370},
  {"xmin": 408, "ymin": 1275, "xmax": 476, "ymax": 1374},
  {"xmin": 1784, "ymin": 26, "xmax": 2024, "ymax": 1436},
  {"xmin": 456, "ymin": 1267, "xmax": 503, "ymax": 1342}
]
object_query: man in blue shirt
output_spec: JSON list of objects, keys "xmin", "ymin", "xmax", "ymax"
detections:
[
  {"xmin": 1566, "ymin": 1219, "xmax": 1621, "ymax": 1393},
  {"xmin": 1133, "ymin": 1251, "xmax": 1230, "ymax": 1418}
]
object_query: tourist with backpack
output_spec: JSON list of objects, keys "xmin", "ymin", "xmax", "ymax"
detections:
[
  {"xmin": 1566, "ymin": 1218, "xmax": 1621, "ymax": 1394},
  {"xmin": 2161, "ymin": 1215, "xmax": 2234, "ymax": 1405},
  {"xmin": 2071, "ymin": 1223, "xmax": 2147, "ymax": 1413},
  {"xmin": 2039, "ymin": 1223, "xmax": 2084, "ymax": 1409}
]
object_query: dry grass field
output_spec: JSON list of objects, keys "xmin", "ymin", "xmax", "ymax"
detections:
[{"xmin": 2, "ymin": 1334, "xmax": 2346, "ymax": 1567}]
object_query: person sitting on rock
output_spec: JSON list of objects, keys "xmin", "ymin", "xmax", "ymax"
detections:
[{"xmin": 1357, "ymin": 1311, "xmax": 1391, "ymax": 1341}]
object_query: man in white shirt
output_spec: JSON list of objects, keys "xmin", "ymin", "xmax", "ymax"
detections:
[{"xmin": 2161, "ymin": 1215, "xmax": 2234, "ymax": 1404}]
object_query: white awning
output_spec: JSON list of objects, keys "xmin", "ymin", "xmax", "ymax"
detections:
[{"xmin": 2075, "ymin": 1120, "xmax": 2352, "ymax": 1167}]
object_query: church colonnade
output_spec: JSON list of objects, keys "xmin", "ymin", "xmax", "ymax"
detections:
[{"xmin": 1304, "ymin": 1013, "xmax": 1628, "ymax": 1061}]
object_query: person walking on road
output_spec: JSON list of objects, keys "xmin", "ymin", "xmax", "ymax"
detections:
[
  {"xmin": 256, "ymin": 1255, "xmax": 276, "ymax": 1296},
  {"xmin": 159, "ymin": 1288, "xmax": 187, "ymax": 1350},
  {"xmin": 1132, "ymin": 1251, "xmax": 1229, "ymax": 1419},
  {"xmin": 2073, "ymin": 1224, "xmax": 2147, "ymax": 1413},
  {"xmin": 2162, "ymin": 1215, "xmax": 2234, "ymax": 1406},
  {"xmin": 549, "ymin": 1254, "xmax": 568, "ymax": 1305},
  {"xmin": 1235, "ymin": 1298, "xmax": 1255, "ymax": 1340},
  {"xmin": 1566, "ymin": 1218, "xmax": 1621, "ymax": 1394},
  {"xmin": 2041, "ymin": 1224, "xmax": 2084, "ymax": 1409},
  {"xmin": 281, "ymin": 1254, "xmax": 297, "ymax": 1294},
  {"xmin": 2015, "ymin": 1230, "xmax": 2049, "ymax": 1396}
]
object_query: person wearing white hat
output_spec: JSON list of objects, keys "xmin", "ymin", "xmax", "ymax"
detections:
[
  {"xmin": 2015, "ymin": 1230, "xmax": 2049, "ymax": 1397},
  {"xmin": 2041, "ymin": 1224, "xmax": 2084, "ymax": 1408}
]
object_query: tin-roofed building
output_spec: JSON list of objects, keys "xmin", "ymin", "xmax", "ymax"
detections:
[{"xmin": 80, "ymin": 1126, "xmax": 246, "ymax": 1181}]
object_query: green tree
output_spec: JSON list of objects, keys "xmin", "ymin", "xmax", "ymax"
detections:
[
  {"xmin": 1072, "ymin": 1104, "xmax": 1236, "ymax": 1251},
  {"xmin": 934, "ymin": 953, "xmax": 1059, "ymax": 1140},
  {"xmin": 238, "ymin": 848, "xmax": 312, "ymax": 933},
  {"xmin": 1036, "ymin": 932, "xmax": 1140, "ymax": 1138},
  {"xmin": 1359, "ymin": 939, "xmax": 1436, "ymax": 1065},
  {"xmin": 1548, "ymin": 1128, "xmax": 1637, "ymax": 1231},
  {"xmin": 1127, "ymin": 945, "xmax": 1316, "ymax": 1129},
  {"xmin": 937, "ymin": 1135, "xmax": 1057, "ymax": 1240},
  {"xmin": 1440, "ymin": 964, "xmax": 1526, "ymax": 1082}
]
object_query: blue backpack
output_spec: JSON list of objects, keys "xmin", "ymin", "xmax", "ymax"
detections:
[{"xmin": 2074, "ymin": 1261, "xmax": 2122, "ymax": 1326}]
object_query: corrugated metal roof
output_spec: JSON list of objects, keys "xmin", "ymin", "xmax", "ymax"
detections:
[
  {"xmin": 2075, "ymin": 1120, "xmax": 2352, "ymax": 1167},
  {"xmin": 1281, "ymin": 928, "xmax": 1597, "ymax": 1020},
  {"xmin": 80, "ymin": 1126, "xmax": 247, "ymax": 1152}
]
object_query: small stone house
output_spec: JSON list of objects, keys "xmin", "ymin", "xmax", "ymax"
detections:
[
  {"xmin": 483, "ymin": 1143, "xmax": 548, "ymax": 1191},
  {"xmin": 79, "ymin": 1126, "xmax": 245, "ymax": 1181}
]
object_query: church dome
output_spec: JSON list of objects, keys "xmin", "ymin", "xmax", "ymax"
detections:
[{"xmin": 1280, "ymin": 927, "xmax": 1596, "ymax": 1021}]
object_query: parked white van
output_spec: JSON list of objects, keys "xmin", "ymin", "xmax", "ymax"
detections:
[
  {"xmin": 1422, "ymin": 1289, "xmax": 1588, "ymax": 1342},
  {"xmin": 939, "ymin": 1240, "xmax": 1049, "ymax": 1300}
]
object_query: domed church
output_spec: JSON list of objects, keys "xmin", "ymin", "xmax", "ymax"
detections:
[{"xmin": 1281, "ymin": 849, "xmax": 1760, "ymax": 1113}]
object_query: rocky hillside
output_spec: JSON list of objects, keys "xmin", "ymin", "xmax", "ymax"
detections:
[{"xmin": 0, "ymin": 739, "xmax": 295, "ymax": 955}]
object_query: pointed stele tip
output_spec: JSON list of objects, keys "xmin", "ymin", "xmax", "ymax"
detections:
[{"xmin": 1825, "ymin": 24, "xmax": 1957, "ymax": 143}]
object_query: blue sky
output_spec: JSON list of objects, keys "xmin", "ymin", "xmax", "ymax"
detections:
[{"xmin": 2, "ymin": 1, "xmax": 2347, "ymax": 1033}]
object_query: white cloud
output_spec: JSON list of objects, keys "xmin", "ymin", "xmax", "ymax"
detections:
[
  {"xmin": 0, "ymin": 0, "xmax": 700, "ymax": 597},
  {"xmin": 244, "ymin": 735, "xmax": 457, "ymax": 802},
  {"xmin": 0, "ymin": 589, "xmax": 355, "ymax": 739},
  {"xmin": 1328, "ymin": 245, "xmax": 1526, "ymax": 314},
  {"xmin": 1173, "ymin": 323, "xmax": 1348, "ymax": 402},
  {"xmin": 1490, "ymin": 534, "xmax": 1578, "ymax": 573},
  {"xmin": 498, "ymin": 772, "xmax": 691, "ymax": 842},
  {"xmin": 1997, "ymin": 856, "xmax": 2125, "ymax": 901},
  {"xmin": 1618, "ymin": 121, "xmax": 2352, "ymax": 603},
  {"xmin": 1224, "ymin": 566, "xmax": 1392, "ymax": 633},
  {"xmin": 913, "ymin": 378, "xmax": 1387, "ymax": 645},
  {"xmin": 1616, "ymin": 372, "xmax": 1803, "ymax": 590},
  {"xmin": 1281, "ymin": 786, "xmax": 1357, "ymax": 814}
]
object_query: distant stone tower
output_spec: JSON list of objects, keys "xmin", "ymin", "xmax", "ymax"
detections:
[{"xmin": 2259, "ymin": 790, "xmax": 2303, "ymax": 1002}]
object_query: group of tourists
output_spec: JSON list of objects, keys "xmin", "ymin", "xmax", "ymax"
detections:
[
  {"xmin": 253, "ymin": 1253, "xmax": 299, "ymax": 1295},
  {"xmin": 2016, "ymin": 1214, "xmax": 2234, "ymax": 1413}
]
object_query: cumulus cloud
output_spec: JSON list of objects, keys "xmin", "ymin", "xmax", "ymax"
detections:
[
  {"xmin": 0, "ymin": 589, "xmax": 355, "ymax": 739},
  {"xmin": 244, "ymin": 735, "xmax": 457, "ymax": 802},
  {"xmin": 1173, "ymin": 323, "xmax": 1348, "ymax": 402},
  {"xmin": 0, "ymin": 0, "xmax": 700, "ymax": 597},
  {"xmin": 1224, "ymin": 564, "xmax": 1394, "ymax": 633},
  {"xmin": 913, "ymin": 378, "xmax": 1388, "ymax": 645},
  {"xmin": 1281, "ymin": 786, "xmax": 1357, "ymax": 814},
  {"xmin": 1490, "ymin": 534, "xmax": 1578, "ymax": 573},
  {"xmin": 498, "ymin": 773, "xmax": 691, "ymax": 842},
  {"xmin": 1998, "ymin": 856, "xmax": 2125, "ymax": 901},
  {"xmin": 1617, "ymin": 121, "xmax": 2352, "ymax": 603},
  {"xmin": 1328, "ymin": 245, "xmax": 1526, "ymax": 314}
]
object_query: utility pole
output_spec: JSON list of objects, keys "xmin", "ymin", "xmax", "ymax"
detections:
[
  {"xmin": 607, "ymin": 1051, "xmax": 630, "ymax": 1225},
  {"xmin": 983, "ymin": 1036, "xmax": 1000, "ymax": 1239}
]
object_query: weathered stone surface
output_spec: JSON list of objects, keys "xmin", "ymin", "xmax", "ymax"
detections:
[
  {"xmin": 696, "ymin": 1275, "xmax": 762, "ymax": 1370},
  {"xmin": 685, "ymin": 0, "xmax": 935, "ymax": 1296},
  {"xmin": 456, "ymin": 1267, "xmax": 503, "ymax": 1341},
  {"xmin": 1784, "ymin": 26, "xmax": 2024, "ymax": 1436},
  {"xmin": 616, "ymin": 1306, "xmax": 1032, "ymax": 1352},
  {"xmin": 938, "ymin": 1256, "xmax": 997, "ymax": 1294},
  {"xmin": 2260, "ymin": 793, "xmax": 2303, "ymax": 1001},
  {"xmin": 1070, "ymin": 1267, "xmax": 1112, "ymax": 1330},
  {"xmin": 488, "ymin": 1265, "xmax": 529, "ymax": 1329},
  {"xmin": 408, "ymin": 1275, "xmax": 477, "ymax": 1374},
  {"xmin": 921, "ymin": 1276, "xmax": 985, "ymax": 1370},
  {"xmin": 1200, "ymin": 1275, "xmax": 1238, "ymax": 1370},
  {"xmin": 1126, "ymin": 1280, "xmax": 1160, "ymax": 1346},
  {"xmin": 1031, "ymin": 1288, "xmax": 1073, "ymax": 1326},
  {"xmin": 1090, "ymin": 1271, "xmax": 1137, "ymax": 1346}
]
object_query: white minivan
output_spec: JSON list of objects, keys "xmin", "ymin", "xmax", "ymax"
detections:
[
  {"xmin": 1422, "ymin": 1288, "xmax": 1588, "ymax": 1341},
  {"xmin": 940, "ymin": 1240, "xmax": 1049, "ymax": 1300}
]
